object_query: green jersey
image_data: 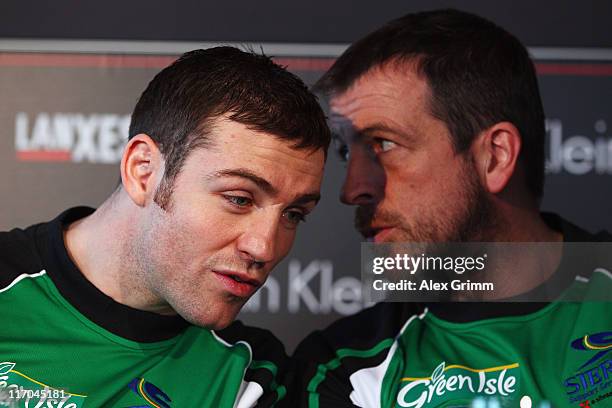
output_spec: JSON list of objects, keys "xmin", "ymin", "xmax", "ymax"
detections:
[
  {"xmin": 292, "ymin": 215, "xmax": 612, "ymax": 407},
  {"xmin": 0, "ymin": 207, "xmax": 287, "ymax": 407}
]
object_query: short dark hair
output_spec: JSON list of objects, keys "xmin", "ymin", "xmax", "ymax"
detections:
[
  {"xmin": 316, "ymin": 9, "xmax": 545, "ymax": 198},
  {"xmin": 129, "ymin": 46, "xmax": 331, "ymax": 208}
]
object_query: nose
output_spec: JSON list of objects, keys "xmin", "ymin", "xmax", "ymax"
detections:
[
  {"xmin": 236, "ymin": 211, "xmax": 279, "ymax": 267},
  {"xmin": 340, "ymin": 144, "xmax": 384, "ymax": 206}
]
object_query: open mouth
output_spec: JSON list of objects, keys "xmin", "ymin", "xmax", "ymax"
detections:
[{"xmin": 213, "ymin": 270, "xmax": 261, "ymax": 298}]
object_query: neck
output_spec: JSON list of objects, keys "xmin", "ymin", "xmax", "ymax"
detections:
[
  {"xmin": 63, "ymin": 191, "xmax": 172, "ymax": 314},
  {"xmin": 460, "ymin": 201, "xmax": 564, "ymax": 300}
]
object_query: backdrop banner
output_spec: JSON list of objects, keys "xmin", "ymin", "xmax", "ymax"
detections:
[{"xmin": 1, "ymin": 50, "xmax": 611, "ymax": 350}]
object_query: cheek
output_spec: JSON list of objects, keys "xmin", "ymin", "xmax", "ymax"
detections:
[
  {"xmin": 383, "ymin": 166, "xmax": 420, "ymax": 204},
  {"xmin": 147, "ymin": 216, "xmax": 221, "ymax": 272},
  {"xmin": 383, "ymin": 164, "xmax": 456, "ymax": 212},
  {"xmin": 147, "ymin": 218, "xmax": 188, "ymax": 270},
  {"xmin": 174, "ymin": 206, "xmax": 239, "ymax": 243}
]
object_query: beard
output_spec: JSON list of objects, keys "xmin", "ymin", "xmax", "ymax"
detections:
[{"xmin": 355, "ymin": 154, "xmax": 496, "ymax": 243}]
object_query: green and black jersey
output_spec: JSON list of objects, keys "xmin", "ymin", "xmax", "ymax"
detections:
[
  {"xmin": 292, "ymin": 215, "xmax": 612, "ymax": 407},
  {"xmin": 0, "ymin": 207, "xmax": 288, "ymax": 407}
]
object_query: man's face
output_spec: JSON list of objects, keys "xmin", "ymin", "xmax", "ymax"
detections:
[
  {"xmin": 331, "ymin": 62, "xmax": 491, "ymax": 243},
  {"xmin": 137, "ymin": 118, "xmax": 325, "ymax": 329}
]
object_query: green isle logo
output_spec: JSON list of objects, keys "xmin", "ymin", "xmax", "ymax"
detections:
[
  {"xmin": 0, "ymin": 362, "xmax": 86, "ymax": 408},
  {"xmin": 396, "ymin": 361, "xmax": 520, "ymax": 407}
]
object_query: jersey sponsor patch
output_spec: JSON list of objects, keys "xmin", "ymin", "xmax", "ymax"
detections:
[
  {"xmin": 127, "ymin": 378, "xmax": 172, "ymax": 408},
  {"xmin": 564, "ymin": 331, "xmax": 612, "ymax": 405},
  {"xmin": 571, "ymin": 331, "xmax": 612, "ymax": 369},
  {"xmin": 0, "ymin": 361, "xmax": 86, "ymax": 407},
  {"xmin": 395, "ymin": 361, "xmax": 519, "ymax": 407}
]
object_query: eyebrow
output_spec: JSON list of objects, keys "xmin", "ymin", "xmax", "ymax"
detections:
[
  {"xmin": 207, "ymin": 168, "xmax": 321, "ymax": 205},
  {"xmin": 207, "ymin": 168, "xmax": 278, "ymax": 195},
  {"xmin": 360, "ymin": 122, "xmax": 415, "ymax": 142},
  {"xmin": 360, "ymin": 123, "xmax": 396, "ymax": 135},
  {"xmin": 332, "ymin": 121, "xmax": 415, "ymax": 144}
]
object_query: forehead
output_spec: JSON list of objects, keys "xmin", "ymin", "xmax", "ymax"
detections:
[
  {"xmin": 328, "ymin": 62, "xmax": 432, "ymax": 137},
  {"xmin": 181, "ymin": 118, "xmax": 325, "ymax": 189}
]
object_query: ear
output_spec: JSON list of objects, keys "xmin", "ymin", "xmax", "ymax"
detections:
[
  {"xmin": 472, "ymin": 122, "xmax": 521, "ymax": 194},
  {"xmin": 120, "ymin": 134, "xmax": 164, "ymax": 207}
]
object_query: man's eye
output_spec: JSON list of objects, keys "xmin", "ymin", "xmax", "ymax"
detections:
[
  {"xmin": 224, "ymin": 195, "xmax": 252, "ymax": 207},
  {"xmin": 283, "ymin": 210, "xmax": 306, "ymax": 225},
  {"xmin": 376, "ymin": 139, "xmax": 397, "ymax": 152}
]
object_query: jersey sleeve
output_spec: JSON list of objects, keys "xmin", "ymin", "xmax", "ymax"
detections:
[
  {"xmin": 288, "ymin": 329, "xmax": 361, "ymax": 408},
  {"xmin": 216, "ymin": 320, "xmax": 290, "ymax": 407}
]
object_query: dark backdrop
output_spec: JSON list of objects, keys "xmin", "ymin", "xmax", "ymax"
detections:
[{"xmin": 1, "ymin": 0, "xmax": 612, "ymax": 47}]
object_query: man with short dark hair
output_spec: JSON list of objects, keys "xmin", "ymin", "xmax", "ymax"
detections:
[
  {"xmin": 292, "ymin": 10, "xmax": 612, "ymax": 407},
  {"xmin": 0, "ymin": 47, "xmax": 330, "ymax": 407}
]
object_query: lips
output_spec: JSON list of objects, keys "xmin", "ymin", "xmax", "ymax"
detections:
[{"xmin": 213, "ymin": 270, "xmax": 262, "ymax": 298}]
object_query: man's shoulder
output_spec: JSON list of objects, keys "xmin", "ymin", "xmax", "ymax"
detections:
[
  {"xmin": 0, "ymin": 222, "xmax": 46, "ymax": 288},
  {"xmin": 214, "ymin": 320, "xmax": 288, "ymax": 365},
  {"xmin": 294, "ymin": 302, "xmax": 424, "ymax": 361},
  {"xmin": 544, "ymin": 212, "xmax": 612, "ymax": 243},
  {"xmin": 287, "ymin": 303, "xmax": 425, "ymax": 407}
]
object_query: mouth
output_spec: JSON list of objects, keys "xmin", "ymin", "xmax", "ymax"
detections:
[{"xmin": 213, "ymin": 270, "xmax": 262, "ymax": 298}]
